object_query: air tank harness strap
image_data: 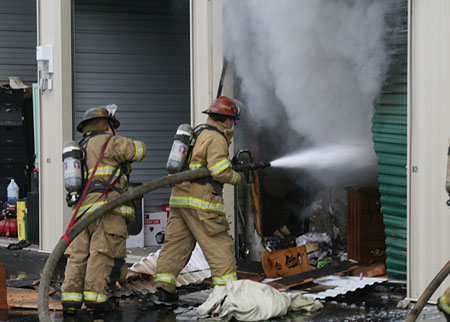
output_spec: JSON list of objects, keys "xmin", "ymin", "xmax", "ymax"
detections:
[
  {"xmin": 61, "ymin": 135, "xmax": 112, "ymax": 245},
  {"xmin": 70, "ymin": 174, "xmax": 122, "ymax": 223},
  {"xmin": 193, "ymin": 124, "xmax": 228, "ymax": 142},
  {"xmin": 87, "ymin": 181, "xmax": 124, "ymax": 194},
  {"xmin": 75, "ymin": 162, "xmax": 125, "ymax": 223}
]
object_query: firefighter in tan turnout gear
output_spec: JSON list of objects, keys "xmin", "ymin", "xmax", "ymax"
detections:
[
  {"xmin": 438, "ymin": 286, "xmax": 450, "ymax": 321},
  {"xmin": 154, "ymin": 96, "xmax": 244, "ymax": 301},
  {"xmin": 439, "ymin": 143, "xmax": 450, "ymax": 321},
  {"xmin": 61, "ymin": 106, "xmax": 146, "ymax": 314}
]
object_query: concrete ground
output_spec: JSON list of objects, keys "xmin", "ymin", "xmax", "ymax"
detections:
[{"xmin": 0, "ymin": 237, "xmax": 446, "ymax": 322}]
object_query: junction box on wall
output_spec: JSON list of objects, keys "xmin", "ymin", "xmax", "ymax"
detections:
[{"xmin": 36, "ymin": 45, "xmax": 53, "ymax": 92}]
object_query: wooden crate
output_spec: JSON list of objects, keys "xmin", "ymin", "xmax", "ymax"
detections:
[
  {"xmin": 347, "ymin": 187, "xmax": 386, "ymax": 264},
  {"xmin": 259, "ymin": 246, "xmax": 314, "ymax": 278}
]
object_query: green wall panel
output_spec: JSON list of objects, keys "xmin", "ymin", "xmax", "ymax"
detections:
[{"xmin": 372, "ymin": 0, "xmax": 408, "ymax": 281}]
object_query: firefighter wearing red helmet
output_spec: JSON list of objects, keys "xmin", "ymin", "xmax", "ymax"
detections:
[
  {"xmin": 202, "ymin": 96, "xmax": 241, "ymax": 119},
  {"xmin": 154, "ymin": 96, "xmax": 244, "ymax": 301}
]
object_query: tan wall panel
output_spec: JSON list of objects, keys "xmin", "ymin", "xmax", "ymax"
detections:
[
  {"xmin": 37, "ymin": 0, "xmax": 72, "ymax": 251},
  {"xmin": 409, "ymin": 0, "xmax": 450, "ymax": 301}
]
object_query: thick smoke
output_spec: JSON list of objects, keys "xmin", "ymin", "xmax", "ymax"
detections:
[{"xmin": 224, "ymin": 0, "xmax": 389, "ymax": 186}]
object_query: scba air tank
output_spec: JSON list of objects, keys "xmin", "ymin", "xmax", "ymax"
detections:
[
  {"xmin": 166, "ymin": 124, "xmax": 193, "ymax": 174},
  {"xmin": 62, "ymin": 140, "xmax": 84, "ymax": 204}
]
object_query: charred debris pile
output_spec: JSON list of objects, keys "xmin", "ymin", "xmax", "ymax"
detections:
[{"xmin": 233, "ymin": 111, "xmax": 388, "ymax": 286}]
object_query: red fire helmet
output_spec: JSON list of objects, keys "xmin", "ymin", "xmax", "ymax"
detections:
[{"xmin": 202, "ymin": 96, "xmax": 241, "ymax": 120}]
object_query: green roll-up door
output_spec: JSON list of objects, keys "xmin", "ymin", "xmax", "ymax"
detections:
[{"xmin": 372, "ymin": 0, "xmax": 408, "ymax": 281}]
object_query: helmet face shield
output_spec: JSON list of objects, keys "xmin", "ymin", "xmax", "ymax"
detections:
[{"xmin": 232, "ymin": 100, "xmax": 243, "ymax": 120}]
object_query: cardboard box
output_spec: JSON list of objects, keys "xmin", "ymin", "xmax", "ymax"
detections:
[{"xmin": 144, "ymin": 212, "xmax": 167, "ymax": 247}]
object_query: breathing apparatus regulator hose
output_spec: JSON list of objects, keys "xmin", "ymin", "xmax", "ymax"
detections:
[{"xmin": 38, "ymin": 168, "xmax": 210, "ymax": 322}]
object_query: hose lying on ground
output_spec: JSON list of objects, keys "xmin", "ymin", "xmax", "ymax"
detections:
[
  {"xmin": 405, "ymin": 260, "xmax": 450, "ymax": 322},
  {"xmin": 38, "ymin": 168, "xmax": 210, "ymax": 322}
]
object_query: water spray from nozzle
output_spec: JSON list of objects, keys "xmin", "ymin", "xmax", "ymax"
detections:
[{"xmin": 270, "ymin": 144, "xmax": 372, "ymax": 170}]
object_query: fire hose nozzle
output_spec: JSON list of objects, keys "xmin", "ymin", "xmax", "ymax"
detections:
[
  {"xmin": 252, "ymin": 161, "xmax": 271, "ymax": 170},
  {"xmin": 232, "ymin": 150, "xmax": 271, "ymax": 184}
]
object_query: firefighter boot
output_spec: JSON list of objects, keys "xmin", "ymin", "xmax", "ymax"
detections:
[
  {"xmin": 62, "ymin": 305, "xmax": 79, "ymax": 317},
  {"xmin": 156, "ymin": 288, "xmax": 179, "ymax": 302},
  {"xmin": 62, "ymin": 300, "xmax": 82, "ymax": 317},
  {"xmin": 85, "ymin": 297, "xmax": 118, "ymax": 315}
]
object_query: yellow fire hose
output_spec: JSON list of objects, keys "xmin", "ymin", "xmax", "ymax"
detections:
[{"xmin": 38, "ymin": 168, "xmax": 210, "ymax": 321}]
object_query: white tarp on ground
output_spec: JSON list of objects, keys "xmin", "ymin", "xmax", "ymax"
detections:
[
  {"xmin": 128, "ymin": 243, "xmax": 211, "ymax": 287},
  {"xmin": 197, "ymin": 280, "xmax": 323, "ymax": 321}
]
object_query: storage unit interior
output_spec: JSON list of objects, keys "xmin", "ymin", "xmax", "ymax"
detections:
[
  {"xmin": 0, "ymin": 0, "xmax": 37, "ymax": 202},
  {"xmin": 0, "ymin": 0, "xmax": 38, "ymax": 243},
  {"xmin": 231, "ymin": 0, "xmax": 408, "ymax": 281}
]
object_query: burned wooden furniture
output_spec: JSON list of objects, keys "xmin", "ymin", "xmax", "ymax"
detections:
[{"xmin": 347, "ymin": 187, "xmax": 386, "ymax": 265}]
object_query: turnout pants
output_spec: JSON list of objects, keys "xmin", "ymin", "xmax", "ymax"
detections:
[
  {"xmin": 155, "ymin": 207, "xmax": 237, "ymax": 293},
  {"xmin": 61, "ymin": 213, "xmax": 127, "ymax": 309}
]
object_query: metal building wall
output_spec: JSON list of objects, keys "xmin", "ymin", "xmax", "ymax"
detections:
[
  {"xmin": 0, "ymin": 0, "xmax": 37, "ymax": 83},
  {"xmin": 73, "ymin": 0, "xmax": 190, "ymax": 211},
  {"xmin": 409, "ymin": 0, "xmax": 450, "ymax": 301}
]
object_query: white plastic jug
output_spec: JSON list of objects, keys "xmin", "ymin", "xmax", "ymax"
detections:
[{"xmin": 7, "ymin": 179, "xmax": 19, "ymax": 201}]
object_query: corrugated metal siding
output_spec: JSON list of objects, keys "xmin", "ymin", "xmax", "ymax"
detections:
[
  {"xmin": 303, "ymin": 276, "xmax": 387, "ymax": 300},
  {"xmin": 73, "ymin": 0, "xmax": 190, "ymax": 210},
  {"xmin": 372, "ymin": 0, "xmax": 408, "ymax": 281},
  {"xmin": 0, "ymin": 0, "xmax": 37, "ymax": 83}
]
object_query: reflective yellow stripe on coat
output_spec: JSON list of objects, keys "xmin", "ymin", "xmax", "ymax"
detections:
[
  {"xmin": 86, "ymin": 165, "xmax": 123, "ymax": 179},
  {"xmin": 74, "ymin": 201, "xmax": 135, "ymax": 220},
  {"xmin": 189, "ymin": 163, "xmax": 203, "ymax": 170},
  {"xmin": 208, "ymin": 159, "xmax": 230, "ymax": 176},
  {"xmin": 190, "ymin": 163, "xmax": 238, "ymax": 185},
  {"xmin": 169, "ymin": 196, "xmax": 225, "ymax": 214},
  {"xmin": 132, "ymin": 140, "xmax": 145, "ymax": 162},
  {"xmin": 229, "ymin": 170, "xmax": 239, "ymax": 184}
]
